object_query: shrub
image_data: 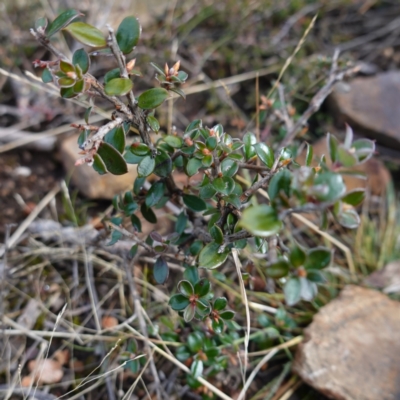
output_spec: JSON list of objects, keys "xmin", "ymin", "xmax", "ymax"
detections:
[{"xmin": 32, "ymin": 8, "xmax": 374, "ymax": 383}]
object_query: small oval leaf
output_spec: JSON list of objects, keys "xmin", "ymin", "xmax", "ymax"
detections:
[
  {"xmin": 138, "ymin": 88, "xmax": 169, "ymax": 109},
  {"xmin": 46, "ymin": 9, "xmax": 81, "ymax": 37},
  {"xmin": 105, "ymin": 78, "xmax": 133, "ymax": 96},
  {"xmin": 239, "ymin": 205, "xmax": 282, "ymax": 237},
  {"xmin": 116, "ymin": 16, "xmax": 141, "ymax": 54},
  {"xmin": 153, "ymin": 256, "xmax": 169, "ymax": 284},
  {"xmin": 254, "ymin": 143, "xmax": 274, "ymax": 168},
  {"xmin": 183, "ymin": 194, "xmax": 207, "ymax": 212},
  {"xmin": 104, "ymin": 126, "xmax": 125, "ymax": 153},
  {"xmin": 169, "ymin": 294, "xmax": 190, "ymax": 311},
  {"xmin": 72, "ymin": 48, "xmax": 90, "ymax": 74},
  {"xmin": 137, "ymin": 155, "xmax": 155, "ymax": 177},
  {"xmin": 199, "ymin": 242, "xmax": 229, "ymax": 269},
  {"xmin": 97, "ymin": 142, "xmax": 128, "ymax": 175},
  {"xmin": 92, "ymin": 154, "xmax": 107, "ymax": 175},
  {"xmin": 63, "ymin": 22, "xmax": 107, "ymax": 47}
]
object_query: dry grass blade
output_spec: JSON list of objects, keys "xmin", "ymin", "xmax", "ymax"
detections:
[
  {"xmin": 267, "ymin": 14, "xmax": 317, "ymax": 99},
  {"xmin": 124, "ymin": 324, "xmax": 234, "ymax": 400},
  {"xmin": 232, "ymin": 248, "xmax": 251, "ymax": 392},
  {"xmin": 0, "ymin": 184, "xmax": 61, "ymax": 257},
  {"xmin": 237, "ymin": 349, "xmax": 279, "ymax": 400}
]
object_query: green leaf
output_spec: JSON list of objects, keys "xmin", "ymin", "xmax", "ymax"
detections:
[
  {"xmin": 116, "ymin": 16, "xmax": 141, "ymax": 54},
  {"xmin": 211, "ymin": 319, "xmax": 224, "ymax": 334},
  {"xmin": 104, "ymin": 68, "xmax": 120, "ymax": 84},
  {"xmin": 210, "ymin": 224, "xmax": 224, "ymax": 245},
  {"xmin": 97, "ymin": 142, "xmax": 128, "ymax": 175},
  {"xmin": 186, "ymin": 158, "xmax": 202, "ymax": 177},
  {"xmin": 289, "ymin": 245, "xmax": 306, "ymax": 268},
  {"xmin": 129, "ymin": 244, "xmax": 138, "ymax": 258},
  {"xmin": 266, "ymin": 259, "xmax": 290, "ymax": 278},
  {"xmin": 199, "ymin": 242, "xmax": 229, "ymax": 269},
  {"xmin": 206, "ymin": 136, "xmax": 217, "ymax": 150},
  {"xmin": 212, "ymin": 176, "xmax": 234, "ymax": 195},
  {"xmin": 307, "ymin": 270, "xmax": 325, "ymax": 283},
  {"xmin": 268, "ymin": 169, "xmax": 292, "ymax": 200},
  {"xmin": 84, "ymin": 107, "xmax": 92, "ymax": 124},
  {"xmin": 147, "ymin": 115, "xmax": 160, "ymax": 132},
  {"xmin": 124, "ymin": 150, "xmax": 144, "ymax": 164},
  {"xmin": 342, "ymin": 188, "xmax": 365, "ymax": 207},
  {"xmin": 92, "ymin": 154, "xmax": 107, "ymax": 175},
  {"xmin": 154, "ymin": 150, "xmax": 172, "ymax": 177},
  {"xmin": 183, "ymin": 266, "xmax": 199, "ymax": 286},
  {"xmin": 104, "ymin": 78, "xmax": 133, "ymax": 96},
  {"xmin": 60, "ymin": 85, "xmax": 78, "ymax": 98},
  {"xmin": 223, "ymin": 194, "xmax": 241, "ymax": 209},
  {"xmin": 145, "ymin": 181, "xmax": 165, "ymax": 207},
  {"xmin": 178, "ymin": 280, "xmax": 194, "ymax": 296},
  {"xmin": 337, "ymin": 208, "xmax": 360, "ymax": 229},
  {"xmin": 327, "ymin": 133, "xmax": 339, "ymax": 163},
  {"xmin": 183, "ymin": 304, "xmax": 196, "ymax": 322},
  {"xmin": 46, "ymin": 9, "xmax": 81, "ymax": 37},
  {"xmin": 221, "ymin": 159, "xmax": 239, "ymax": 178},
  {"xmin": 312, "ymin": 172, "xmax": 346, "ymax": 202},
  {"xmin": 183, "ymin": 194, "xmax": 207, "ymax": 212},
  {"xmin": 77, "ymin": 129, "xmax": 89, "ymax": 148},
  {"xmin": 58, "ymin": 77, "xmax": 75, "ymax": 87},
  {"xmin": 187, "ymin": 332, "xmax": 203, "ymax": 353},
  {"xmin": 284, "ymin": 278, "xmax": 301, "ymax": 306},
  {"xmin": 213, "ymin": 297, "xmax": 227, "ymax": 311},
  {"xmin": 133, "ymin": 177, "xmax": 145, "ymax": 195},
  {"xmin": 205, "ymin": 347, "xmax": 220, "ymax": 359},
  {"xmin": 352, "ymin": 139, "xmax": 375, "ymax": 163},
  {"xmin": 130, "ymin": 143, "xmax": 150, "ymax": 156},
  {"xmin": 63, "ymin": 22, "xmax": 106, "ymax": 47},
  {"xmin": 176, "ymin": 212, "xmax": 187, "ymax": 235},
  {"xmin": 169, "ymin": 294, "xmax": 190, "ymax": 311},
  {"xmin": 199, "ymin": 184, "xmax": 216, "ymax": 199},
  {"xmin": 239, "ymin": 205, "xmax": 282, "ymax": 237},
  {"xmin": 164, "ymin": 135, "xmax": 183, "ymax": 148},
  {"xmin": 337, "ymin": 147, "xmax": 357, "ymax": 167},
  {"xmin": 304, "ymin": 247, "xmax": 331, "ymax": 270},
  {"xmin": 189, "ymin": 240, "xmax": 203, "ymax": 256},
  {"xmin": 300, "ymin": 277, "xmax": 317, "ymax": 301},
  {"xmin": 202, "ymin": 154, "xmax": 213, "ymax": 167},
  {"xmin": 130, "ymin": 214, "xmax": 142, "ymax": 232},
  {"xmin": 305, "ymin": 143, "xmax": 313, "ymax": 166},
  {"xmin": 219, "ymin": 310, "xmax": 235, "ymax": 320},
  {"xmin": 73, "ymin": 79, "xmax": 84, "ymax": 93},
  {"xmin": 107, "ymin": 230, "xmax": 122, "ymax": 246},
  {"xmin": 254, "ymin": 143, "xmax": 274, "ymax": 168},
  {"xmin": 42, "ymin": 68, "xmax": 53, "ymax": 83},
  {"xmin": 138, "ymin": 88, "xmax": 169, "ymax": 109},
  {"xmin": 194, "ymin": 279, "xmax": 211, "ymax": 297},
  {"xmin": 140, "ymin": 203, "xmax": 157, "ymax": 223},
  {"xmin": 137, "ymin": 155, "xmax": 155, "ymax": 177},
  {"xmin": 153, "ymin": 256, "xmax": 169, "ymax": 284},
  {"xmin": 104, "ymin": 126, "xmax": 125, "ymax": 153},
  {"xmin": 35, "ymin": 16, "xmax": 48, "ymax": 30},
  {"xmin": 191, "ymin": 359, "xmax": 203, "ymax": 378},
  {"xmin": 243, "ymin": 132, "xmax": 257, "ymax": 161},
  {"xmin": 72, "ymin": 48, "xmax": 90, "ymax": 74},
  {"xmin": 150, "ymin": 62, "xmax": 166, "ymax": 76}
]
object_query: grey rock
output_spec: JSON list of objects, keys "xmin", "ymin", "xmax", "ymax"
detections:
[
  {"xmin": 293, "ymin": 285, "xmax": 400, "ymax": 400},
  {"xmin": 329, "ymin": 72, "xmax": 400, "ymax": 149}
]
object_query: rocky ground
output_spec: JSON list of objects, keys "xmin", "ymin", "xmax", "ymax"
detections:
[{"xmin": 1, "ymin": 1, "xmax": 400, "ymax": 399}]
